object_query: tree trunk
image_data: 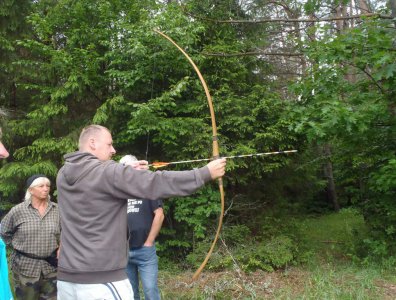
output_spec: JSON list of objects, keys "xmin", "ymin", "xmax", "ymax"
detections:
[
  {"xmin": 357, "ymin": 0, "xmax": 371, "ymax": 13},
  {"xmin": 390, "ymin": 0, "xmax": 396, "ymax": 21},
  {"xmin": 323, "ymin": 144, "xmax": 340, "ymax": 211},
  {"xmin": 335, "ymin": 2, "xmax": 356, "ymax": 82}
]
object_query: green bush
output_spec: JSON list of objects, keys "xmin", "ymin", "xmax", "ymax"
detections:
[
  {"xmin": 238, "ymin": 235, "xmax": 296, "ymax": 272},
  {"xmin": 186, "ymin": 233, "xmax": 298, "ymax": 273},
  {"xmin": 220, "ymin": 224, "xmax": 251, "ymax": 247},
  {"xmin": 0, "ymin": 201, "xmax": 13, "ymax": 219},
  {"xmin": 185, "ymin": 239, "xmax": 232, "ymax": 271}
]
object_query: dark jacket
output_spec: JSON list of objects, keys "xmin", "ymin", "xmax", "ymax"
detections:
[{"xmin": 56, "ymin": 151, "xmax": 211, "ymax": 283}]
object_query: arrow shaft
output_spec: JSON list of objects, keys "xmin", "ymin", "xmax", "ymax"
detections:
[{"xmin": 149, "ymin": 150, "xmax": 297, "ymax": 167}]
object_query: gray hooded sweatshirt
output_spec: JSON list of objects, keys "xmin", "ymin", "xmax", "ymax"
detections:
[{"xmin": 56, "ymin": 151, "xmax": 212, "ymax": 284}]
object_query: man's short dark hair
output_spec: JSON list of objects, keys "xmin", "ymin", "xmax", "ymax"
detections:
[{"xmin": 78, "ymin": 124, "xmax": 109, "ymax": 149}]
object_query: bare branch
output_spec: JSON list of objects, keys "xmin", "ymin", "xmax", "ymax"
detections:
[
  {"xmin": 202, "ymin": 51, "xmax": 303, "ymax": 57},
  {"xmin": 188, "ymin": 13, "xmax": 392, "ymax": 24}
]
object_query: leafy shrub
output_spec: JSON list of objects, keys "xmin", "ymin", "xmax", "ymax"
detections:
[
  {"xmin": 185, "ymin": 239, "xmax": 232, "ymax": 271},
  {"xmin": 237, "ymin": 235, "xmax": 296, "ymax": 272},
  {"xmin": 0, "ymin": 201, "xmax": 14, "ymax": 219},
  {"xmin": 186, "ymin": 233, "xmax": 298, "ymax": 272},
  {"xmin": 185, "ymin": 225, "xmax": 252, "ymax": 271},
  {"xmin": 359, "ymin": 158, "xmax": 396, "ymax": 264},
  {"xmin": 220, "ymin": 224, "xmax": 251, "ymax": 247}
]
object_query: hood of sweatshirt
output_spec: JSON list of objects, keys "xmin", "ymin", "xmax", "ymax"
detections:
[{"xmin": 61, "ymin": 151, "xmax": 105, "ymax": 185}]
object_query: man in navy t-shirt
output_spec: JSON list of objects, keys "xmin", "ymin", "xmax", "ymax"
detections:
[{"xmin": 121, "ymin": 155, "xmax": 165, "ymax": 300}]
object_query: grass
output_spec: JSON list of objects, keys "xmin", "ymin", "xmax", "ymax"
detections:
[
  {"xmin": 6, "ymin": 208, "xmax": 396, "ymax": 299},
  {"xmin": 157, "ymin": 208, "xmax": 396, "ymax": 299},
  {"xmin": 157, "ymin": 264, "xmax": 396, "ymax": 299},
  {"xmin": 296, "ymin": 208, "xmax": 368, "ymax": 261}
]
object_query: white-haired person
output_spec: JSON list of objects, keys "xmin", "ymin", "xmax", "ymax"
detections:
[
  {"xmin": 0, "ymin": 174, "xmax": 61, "ymax": 300},
  {"xmin": 120, "ymin": 155, "xmax": 164, "ymax": 300}
]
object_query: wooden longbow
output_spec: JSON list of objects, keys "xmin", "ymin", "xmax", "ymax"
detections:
[{"xmin": 154, "ymin": 29, "xmax": 225, "ymax": 281}]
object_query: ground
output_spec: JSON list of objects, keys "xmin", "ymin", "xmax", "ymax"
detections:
[{"xmin": 158, "ymin": 268, "xmax": 396, "ymax": 299}]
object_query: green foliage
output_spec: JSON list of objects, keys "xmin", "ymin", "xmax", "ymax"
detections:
[
  {"xmin": 186, "ymin": 223, "xmax": 298, "ymax": 273},
  {"xmin": 1, "ymin": 1, "xmax": 301, "ymax": 262},
  {"xmin": 183, "ymin": 208, "xmax": 377, "ymax": 274},
  {"xmin": 156, "ymin": 187, "xmax": 222, "ymax": 262},
  {"xmin": 0, "ymin": 161, "xmax": 58, "ymax": 197},
  {"xmin": 0, "ymin": 200, "xmax": 13, "ymax": 216},
  {"xmin": 366, "ymin": 158, "xmax": 396, "ymax": 252},
  {"xmin": 297, "ymin": 208, "xmax": 369, "ymax": 262},
  {"xmin": 186, "ymin": 233, "xmax": 297, "ymax": 273},
  {"xmin": 1, "ymin": 0, "xmax": 394, "ymax": 271},
  {"xmin": 359, "ymin": 157, "xmax": 396, "ymax": 262},
  {"xmin": 184, "ymin": 224, "xmax": 252, "ymax": 269},
  {"xmin": 238, "ymin": 235, "xmax": 296, "ymax": 272},
  {"xmin": 220, "ymin": 224, "xmax": 251, "ymax": 247},
  {"xmin": 290, "ymin": 17, "xmax": 396, "ymax": 260},
  {"xmin": 172, "ymin": 187, "xmax": 221, "ymax": 239},
  {"xmin": 146, "ymin": 208, "xmax": 396, "ymax": 298},
  {"xmin": 370, "ymin": 158, "xmax": 396, "ymax": 195}
]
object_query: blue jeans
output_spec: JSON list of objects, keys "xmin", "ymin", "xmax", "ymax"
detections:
[{"xmin": 126, "ymin": 245, "xmax": 160, "ymax": 300}]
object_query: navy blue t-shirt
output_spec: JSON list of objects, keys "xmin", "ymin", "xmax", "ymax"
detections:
[{"xmin": 127, "ymin": 199, "xmax": 163, "ymax": 248}]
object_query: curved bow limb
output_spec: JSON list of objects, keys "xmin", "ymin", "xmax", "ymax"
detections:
[{"xmin": 154, "ymin": 29, "xmax": 225, "ymax": 281}]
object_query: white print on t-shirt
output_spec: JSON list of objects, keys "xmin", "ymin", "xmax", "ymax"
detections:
[{"xmin": 127, "ymin": 199, "xmax": 142, "ymax": 214}]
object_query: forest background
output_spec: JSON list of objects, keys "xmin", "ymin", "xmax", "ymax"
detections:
[{"xmin": 0, "ymin": 0, "xmax": 395, "ymax": 298}]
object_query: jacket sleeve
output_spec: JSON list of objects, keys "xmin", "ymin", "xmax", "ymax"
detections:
[{"xmin": 110, "ymin": 163, "xmax": 212, "ymax": 201}]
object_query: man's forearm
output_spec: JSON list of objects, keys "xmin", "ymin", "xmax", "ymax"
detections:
[{"xmin": 144, "ymin": 209, "xmax": 164, "ymax": 246}]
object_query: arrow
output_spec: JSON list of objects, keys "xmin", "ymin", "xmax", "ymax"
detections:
[{"xmin": 149, "ymin": 150, "xmax": 297, "ymax": 169}]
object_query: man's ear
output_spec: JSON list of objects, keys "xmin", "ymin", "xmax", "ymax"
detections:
[{"xmin": 88, "ymin": 137, "xmax": 96, "ymax": 150}]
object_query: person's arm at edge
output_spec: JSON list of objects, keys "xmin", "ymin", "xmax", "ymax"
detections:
[
  {"xmin": 0, "ymin": 208, "xmax": 14, "ymax": 245},
  {"xmin": 143, "ymin": 207, "xmax": 164, "ymax": 247}
]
